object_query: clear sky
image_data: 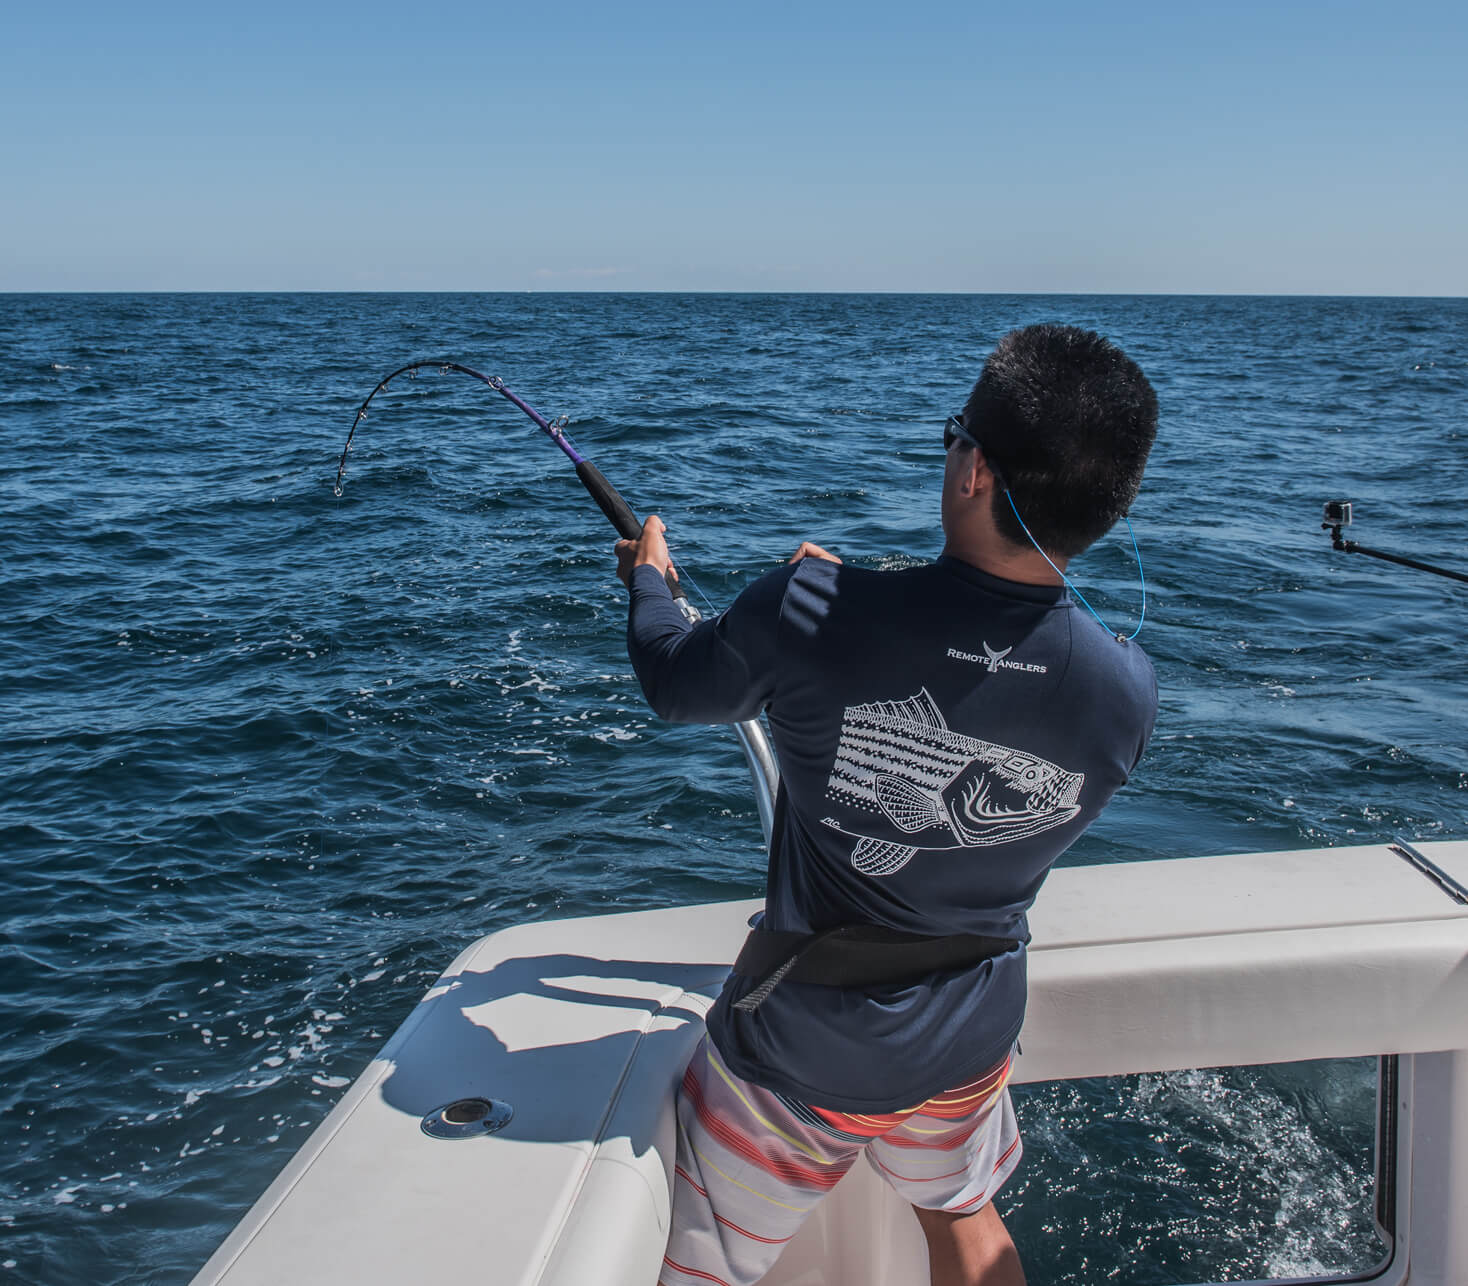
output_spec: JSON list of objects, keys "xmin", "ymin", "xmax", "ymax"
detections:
[{"xmin": 3, "ymin": 1, "xmax": 1464, "ymax": 293}]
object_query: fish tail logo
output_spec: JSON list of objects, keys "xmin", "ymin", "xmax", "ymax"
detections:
[
  {"xmin": 981, "ymin": 642, "xmax": 1012, "ymax": 673},
  {"xmin": 823, "ymin": 688, "xmax": 1083, "ymax": 876}
]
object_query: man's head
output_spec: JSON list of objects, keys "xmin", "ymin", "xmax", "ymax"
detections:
[{"xmin": 951, "ymin": 324, "xmax": 1157, "ymax": 560}]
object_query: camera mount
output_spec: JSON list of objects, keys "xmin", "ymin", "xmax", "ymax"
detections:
[{"xmin": 1321, "ymin": 501, "xmax": 1468, "ymax": 585}]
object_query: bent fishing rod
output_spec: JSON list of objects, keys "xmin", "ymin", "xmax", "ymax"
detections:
[
  {"xmin": 334, "ymin": 359, "xmax": 782, "ymax": 841},
  {"xmin": 336, "ymin": 360, "xmax": 690, "ymax": 607}
]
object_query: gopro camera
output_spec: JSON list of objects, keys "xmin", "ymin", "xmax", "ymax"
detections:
[{"xmin": 1322, "ymin": 500, "xmax": 1353, "ymax": 528}]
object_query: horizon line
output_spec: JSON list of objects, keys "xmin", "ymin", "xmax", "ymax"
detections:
[{"xmin": 3, "ymin": 288, "xmax": 1466, "ymax": 301}]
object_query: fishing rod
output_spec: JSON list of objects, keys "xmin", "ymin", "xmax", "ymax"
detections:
[
  {"xmin": 334, "ymin": 359, "xmax": 782, "ymax": 841},
  {"xmin": 1320, "ymin": 500, "xmax": 1468, "ymax": 585},
  {"xmin": 336, "ymin": 359, "xmax": 690, "ymax": 607}
]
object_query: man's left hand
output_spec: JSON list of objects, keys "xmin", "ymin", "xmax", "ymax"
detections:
[{"xmin": 788, "ymin": 541, "xmax": 842, "ymax": 565}]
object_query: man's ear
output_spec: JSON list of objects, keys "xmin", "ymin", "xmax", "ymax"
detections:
[
  {"xmin": 973, "ymin": 450, "xmax": 1003, "ymax": 496},
  {"xmin": 956, "ymin": 450, "xmax": 982, "ymax": 499}
]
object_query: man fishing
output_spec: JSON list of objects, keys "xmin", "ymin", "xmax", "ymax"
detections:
[{"xmin": 615, "ymin": 324, "xmax": 1159, "ymax": 1286}]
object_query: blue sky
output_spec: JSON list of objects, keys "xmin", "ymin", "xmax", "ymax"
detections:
[{"xmin": 3, "ymin": 1, "xmax": 1464, "ymax": 293}]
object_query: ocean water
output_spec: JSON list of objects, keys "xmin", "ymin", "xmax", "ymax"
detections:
[{"xmin": 1, "ymin": 292, "xmax": 1465, "ymax": 1285}]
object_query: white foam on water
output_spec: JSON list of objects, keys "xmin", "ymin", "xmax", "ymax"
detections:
[
  {"xmin": 1144, "ymin": 1066, "xmax": 1372, "ymax": 1275},
  {"xmin": 1014, "ymin": 1061, "xmax": 1377, "ymax": 1280},
  {"xmin": 499, "ymin": 674, "xmax": 560, "ymax": 694}
]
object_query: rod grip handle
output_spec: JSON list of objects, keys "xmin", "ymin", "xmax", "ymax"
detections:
[
  {"xmin": 576, "ymin": 459, "xmax": 686, "ymax": 600},
  {"xmin": 576, "ymin": 459, "xmax": 641, "ymax": 540}
]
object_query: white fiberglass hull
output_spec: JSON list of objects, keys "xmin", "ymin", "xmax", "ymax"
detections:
[{"xmin": 192, "ymin": 840, "xmax": 1468, "ymax": 1286}]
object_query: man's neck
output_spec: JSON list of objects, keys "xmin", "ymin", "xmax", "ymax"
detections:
[{"xmin": 941, "ymin": 535, "xmax": 1067, "ymax": 587}]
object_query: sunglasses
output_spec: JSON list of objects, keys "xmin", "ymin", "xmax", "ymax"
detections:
[
  {"xmin": 943, "ymin": 415, "xmax": 1011, "ymax": 490},
  {"xmin": 943, "ymin": 414, "xmax": 982, "ymax": 453}
]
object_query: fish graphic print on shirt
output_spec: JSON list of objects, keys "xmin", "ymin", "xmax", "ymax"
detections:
[{"xmin": 823, "ymin": 688, "xmax": 1085, "ymax": 876}]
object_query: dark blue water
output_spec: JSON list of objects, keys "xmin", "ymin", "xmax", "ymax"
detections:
[{"xmin": 2, "ymin": 293, "xmax": 1465, "ymax": 1285}]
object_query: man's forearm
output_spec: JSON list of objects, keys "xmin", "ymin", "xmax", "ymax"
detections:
[{"xmin": 626, "ymin": 565, "xmax": 767, "ymax": 725}]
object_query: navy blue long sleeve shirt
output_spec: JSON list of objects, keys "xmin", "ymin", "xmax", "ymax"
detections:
[{"xmin": 628, "ymin": 555, "xmax": 1156, "ymax": 1111}]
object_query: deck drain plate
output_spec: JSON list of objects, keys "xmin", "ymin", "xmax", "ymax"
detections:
[{"xmin": 421, "ymin": 1096, "xmax": 514, "ymax": 1140}]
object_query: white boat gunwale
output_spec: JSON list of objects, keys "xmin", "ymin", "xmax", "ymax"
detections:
[{"xmin": 190, "ymin": 837, "xmax": 1468, "ymax": 1286}]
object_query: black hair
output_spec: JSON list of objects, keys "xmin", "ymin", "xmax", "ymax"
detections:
[{"xmin": 962, "ymin": 324, "xmax": 1158, "ymax": 559}]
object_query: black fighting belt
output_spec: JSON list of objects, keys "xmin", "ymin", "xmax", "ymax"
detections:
[{"xmin": 731, "ymin": 924, "xmax": 1020, "ymax": 1013}]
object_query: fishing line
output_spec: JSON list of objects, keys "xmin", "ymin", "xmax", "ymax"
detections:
[
  {"xmin": 335, "ymin": 360, "xmax": 693, "ymax": 611},
  {"xmin": 661, "ymin": 547, "xmax": 719, "ymax": 613}
]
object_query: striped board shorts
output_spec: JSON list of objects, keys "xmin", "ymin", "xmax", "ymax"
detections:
[{"xmin": 659, "ymin": 1035, "xmax": 1020, "ymax": 1286}]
